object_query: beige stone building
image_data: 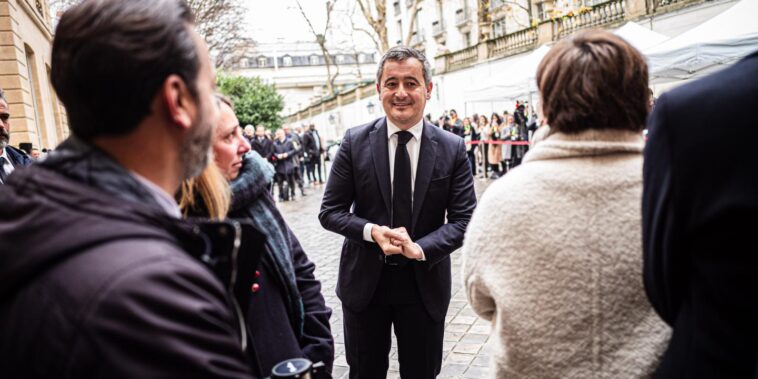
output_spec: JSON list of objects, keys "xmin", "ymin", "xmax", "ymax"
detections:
[{"xmin": 0, "ymin": 0, "xmax": 67, "ymax": 152}]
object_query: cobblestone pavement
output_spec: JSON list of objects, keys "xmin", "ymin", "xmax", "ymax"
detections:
[{"xmin": 277, "ymin": 171, "xmax": 493, "ymax": 379}]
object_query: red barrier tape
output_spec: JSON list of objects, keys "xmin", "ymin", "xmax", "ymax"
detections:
[{"xmin": 465, "ymin": 140, "xmax": 530, "ymax": 146}]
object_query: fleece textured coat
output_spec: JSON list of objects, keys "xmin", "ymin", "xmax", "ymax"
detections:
[{"xmin": 463, "ymin": 129, "xmax": 670, "ymax": 378}]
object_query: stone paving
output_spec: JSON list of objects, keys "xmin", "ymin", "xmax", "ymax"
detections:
[{"xmin": 277, "ymin": 173, "xmax": 494, "ymax": 379}]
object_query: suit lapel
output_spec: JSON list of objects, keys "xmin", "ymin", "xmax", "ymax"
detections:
[
  {"xmin": 412, "ymin": 121, "xmax": 438, "ymax": 231},
  {"xmin": 370, "ymin": 118, "xmax": 392, "ymax": 216}
]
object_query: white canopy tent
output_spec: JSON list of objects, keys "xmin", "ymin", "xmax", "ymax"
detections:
[
  {"xmin": 615, "ymin": 22, "xmax": 669, "ymax": 50},
  {"xmin": 645, "ymin": 0, "xmax": 758, "ymax": 82}
]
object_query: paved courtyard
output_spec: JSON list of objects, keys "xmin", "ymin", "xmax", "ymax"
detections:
[{"xmin": 277, "ymin": 172, "xmax": 494, "ymax": 378}]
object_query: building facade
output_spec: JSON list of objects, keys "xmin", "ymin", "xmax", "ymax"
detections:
[
  {"xmin": 0, "ymin": 0, "xmax": 67, "ymax": 151},
  {"xmin": 228, "ymin": 41, "xmax": 380, "ymax": 117},
  {"xmin": 287, "ymin": 0, "xmax": 740, "ymax": 135}
]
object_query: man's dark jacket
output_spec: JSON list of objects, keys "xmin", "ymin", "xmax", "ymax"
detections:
[
  {"xmin": 250, "ymin": 136, "xmax": 274, "ymax": 161},
  {"xmin": 302, "ymin": 129, "xmax": 323, "ymax": 162},
  {"xmin": 5, "ymin": 145, "xmax": 32, "ymax": 167},
  {"xmin": 0, "ymin": 142, "xmax": 257, "ymax": 378},
  {"xmin": 643, "ymin": 50, "xmax": 758, "ymax": 378},
  {"xmin": 319, "ymin": 117, "xmax": 477, "ymax": 321}
]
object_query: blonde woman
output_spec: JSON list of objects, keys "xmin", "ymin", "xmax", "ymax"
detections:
[{"xmin": 179, "ymin": 95, "xmax": 334, "ymax": 377}]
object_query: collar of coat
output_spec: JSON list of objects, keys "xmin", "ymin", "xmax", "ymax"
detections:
[{"xmin": 524, "ymin": 128, "xmax": 644, "ymax": 164}]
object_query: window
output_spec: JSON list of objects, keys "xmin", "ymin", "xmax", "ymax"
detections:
[
  {"xmin": 397, "ymin": 20, "xmax": 403, "ymax": 42},
  {"xmin": 393, "ymin": 1, "xmax": 401, "ymax": 15},
  {"xmin": 24, "ymin": 45, "xmax": 44, "ymax": 149},
  {"xmin": 336, "ymin": 55, "xmax": 345, "ymax": 64},
  {"xmin": 310, "ymin": 55, "xmax": 320, "ymax": 65},
  {"xmin": 358, "ymin": 53, "xmax": 366, "ymax": 63},
  {"xmin": 283, "ymin": 56, "xmax": 293, "ymax": 66},
  {"xmin": 258, "ymin": 57, "xmax": 267, "ymax": 67},
  {"xmin": 463, "ymin": 32, "xmax": 471, "ymax": 47},
  {"xmin": 240, "ymin": 58, "xmax": 249, "ymax": 68}
]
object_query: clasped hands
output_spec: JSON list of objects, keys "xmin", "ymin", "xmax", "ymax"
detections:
[{"xmin": 371, "ymin": 225, "xmax": 423, "ymax": 260}]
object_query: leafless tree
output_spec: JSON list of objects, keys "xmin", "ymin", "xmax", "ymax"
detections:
[
  {"xmin": 402, "ymin": 0, "xmax": 423, "ymax": 47},
  {"xmin": 48, "ymin": 0, "xmax": 250, "ymax": 68},
  {"xmin": 295, "ymin": 0, "xmax": 340, "ymax": 97},
  {"xmin": 355, "ymin": 0, "xmax": 390, "ymax": 53}
]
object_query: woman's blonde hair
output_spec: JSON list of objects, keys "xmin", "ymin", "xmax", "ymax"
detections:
[{"xmin": 178, "ymin": 162, "xmax": 231, "ymax": 220}]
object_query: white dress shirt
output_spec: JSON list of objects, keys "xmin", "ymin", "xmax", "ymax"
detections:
[
  {"xmin": 130, "ymin": 171, "xmax": 182, "ymax": 218},
  {"xmin": 362, "ymin": 118, "xmax": 426, "ymax": 260},
  {"xmin": 0, "ymin": 148, "xmax": 14, "ymax": 183}
]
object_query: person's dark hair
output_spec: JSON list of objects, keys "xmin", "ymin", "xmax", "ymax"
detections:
[
  {"xmin": 478, "ymin": 114, "xmax": 488, "ymax": 125},
  {"xmin": 376, "ymin": 46, "xmax": 432, "ymax": 85},
  {"xmin": 51, "ymin": 0, "xmax": 199, "ymax": 140},
  {"xmin": 490, "ymin": 113, "xmax": 503, "ymax": 126},
  {"xmin": 0, "ymin": 88, "xmax": 6, "ymax": 103},
  {"xmin": 450, "ymin": 109, "xmax": 457, "ymax": 114},
  {"xmin": 536, "ymin": 29, "xmax": 649, "ymax": 133}
]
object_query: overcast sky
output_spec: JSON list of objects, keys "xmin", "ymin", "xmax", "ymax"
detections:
[{"xmin": 244, "ymin": 0, "xmax": 376, "ymax": 49}]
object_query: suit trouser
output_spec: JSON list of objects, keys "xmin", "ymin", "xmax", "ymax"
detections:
[
  {"xmin": 314, "ymin": 157, "xmax": 323, "ymax": 183},
  {"xmin": 342, "ymin": 265, "xmax": 444, "ymax": 379}
]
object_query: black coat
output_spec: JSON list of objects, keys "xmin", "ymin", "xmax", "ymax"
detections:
[
  {"xmin": 272, "ymin": 138, "xmax": 296, "ymax": 175},
  {"xmin": 250, "ymin": 136, "xmax": 273, "ymax": 162},
  {"xmin": 5, "ymin": 145, "xmax": 32, "ymax": 167},
  {"xmin": 319, "ymin": 118, "xmax": 477, "ymax": 321},
  {"xmin": 643, "ymin": 50, "xmax": 758, "ymax": 378},
  {"xmin": 0, "ymin": 159, "xmax": 258, "ymax": 377},
  {"xmin": 188, "ymin": 156, "xmax": 334, "ymax": 376},
  {"xmin": 302, "ymin": 130, "xmax": 323, "ymax": 162}
]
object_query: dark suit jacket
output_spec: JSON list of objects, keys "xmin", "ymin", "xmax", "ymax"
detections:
[
  {"xmin": 250, "ymin": 137, "xmax": 273, "ymax": 162},
  {"xmin": 6, "ymin": 145, "xmax": 32, "ymax": 167},
  {"xmin": 643, "ymin": 50, "xmax": 758, "ymax": 378},
  {"xmin": 319, "ymin": 117, "xmax": 477, "ymax": 322}
]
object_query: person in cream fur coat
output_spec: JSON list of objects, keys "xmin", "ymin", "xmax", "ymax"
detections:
[{"xmin": 462, "ymin": 30, "xmax": 670, "ymax": 378}]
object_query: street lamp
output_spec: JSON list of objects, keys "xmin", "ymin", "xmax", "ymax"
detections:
[{"xmin": 366, "ymin": 101, "xmax": 375, "ymax": 114}]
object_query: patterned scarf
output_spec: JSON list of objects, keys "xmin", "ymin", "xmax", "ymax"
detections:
[{"xmin": 230, "ymin": 151, "xmax": 305, "ymax": 337}]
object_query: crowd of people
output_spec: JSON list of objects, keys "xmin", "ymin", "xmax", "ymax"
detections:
[
  {"xmin": 430, "ymin": 102, "xmax": 539, "ymax": 179},
  {"xmin": 0, "ymin": 0, "xmax": 756, "ymax": 378},
  {"xmin": 241, "ymin": 123, "xmax": 326, "ymax": 203}
]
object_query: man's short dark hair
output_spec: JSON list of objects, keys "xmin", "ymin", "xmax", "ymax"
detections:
[
  {"xmin": 376, "ymin": 46, "xmax": 432, "ymax": 85},
  {"xmin": 51, "ymin": 0, "xmax": 199, "ymax": 140},
  {"xmin": 0, "ymin": 88, "xmax": 6, "ymax": 103},
  {"xmin": 536, "ymin": 30, "xmax": 649, "ymax": 134}
]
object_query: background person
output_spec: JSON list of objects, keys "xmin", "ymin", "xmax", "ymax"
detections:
[{"xmin": 0, "ymin": 88, "xmax": 32, "ymax": 184}]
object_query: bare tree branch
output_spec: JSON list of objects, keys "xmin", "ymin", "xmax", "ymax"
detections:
[
  {"xmin": 356, "ymin": 0, "xmax": 389, "ymax": 53},
  {"xmin": 403, "ymin": 0, "xmax": 423, "ymax": 47},
  {"xmin": 295, "ymin": 0, "xmax": 340, "ymax": 97}
]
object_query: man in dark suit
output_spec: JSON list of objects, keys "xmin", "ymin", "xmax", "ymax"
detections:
[
  {"xmin": 0, "ymin": 88, "xmax": 32, "ymax": 184},
  {"xmin": 319, "ymin": 46, "xmax": 477, "ymax": 378},
  {"xmin": 643, "ymin": 50, "xmax": 758, "ymax": 378},
  {"xmin": 250, "ymin": 124, "xmax": 274, "ymax": 161},
  {"xmin": 303, "ymin": 124, "xmax": 324, "ymax": 185}
]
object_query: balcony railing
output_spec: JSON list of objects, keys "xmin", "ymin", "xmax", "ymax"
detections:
[
  {"xmin": 432, "ymin": 20, "xmax": 445, "ymax": 36},
  {"xmin": 657, "ymin": 0, "xmax": 684, "ymax": 6},
  {"xmin": 554, "ymin": 0, "xmax": 626, "ymax": 40},
  {"xmin": 445, "ymin": 45, "xmax": 479, "ymax": 72},
  {"xmin": 488, "ymin": 27, "xmax": 538, "ymax": 59}
]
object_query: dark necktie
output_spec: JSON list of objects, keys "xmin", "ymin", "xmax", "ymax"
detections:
[
  {"xmin": 0, "ymin": 156, "xmax": 8, "ymax": 183},
  {"xmin": 392, "ymin": 131, "xmax": 413, "ymax": 235}
]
